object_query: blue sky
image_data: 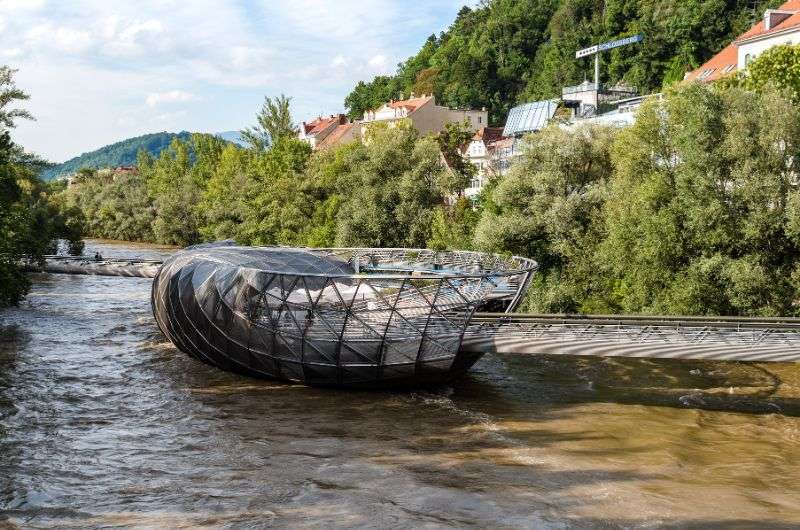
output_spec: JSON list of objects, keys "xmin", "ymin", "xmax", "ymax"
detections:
[{"xmin": 0, "ymin": 0, "xmax": 469, "ymax": 162}]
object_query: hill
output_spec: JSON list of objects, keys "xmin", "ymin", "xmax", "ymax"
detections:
[
  {"xmin": 344, "ymin": 0, "xmax": 781, "ymax": 124},
  {"xmin": 41, "ymin": 131, "xmax": 193, "ymax": 181}
]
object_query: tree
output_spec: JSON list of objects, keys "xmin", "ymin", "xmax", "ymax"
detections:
[
  {"xmin": 236, "ymin": 136, "xmax": 313, "ymax": 246},
  {"xmin": 437, "ymin": 120, "xmax": 477, "ymax": 197},
  {"xmin": 342, "ymin": 0, "xmax": 772, "ymax": 123},
  {"xmin": 475, "ymin": 124, "xmax": 617, "ymax": 312},
  {"xmin": 600, "ymin": 82, "xmax": 800, "ymax": 316},
  {"xmin": 0, "ymin": 68, "xmax": 36, "ymax": 305},
  {"xmin": 344, "ymin": 77, "xmax": 403, "ymax": 120},
  {"xmin": 0, "ymin": 66, "xmax": 33, "ymax": 129},
  {"xmin": 329, "ymin": 124, "xmax": 447, "ymax": 248},
  {"xmin": 240, "ymin": 94, "xmax": 298, "ymax": 151},
  {"xmin": 741, "ymin": 44, "xmax": 800, "ymax": 102}
]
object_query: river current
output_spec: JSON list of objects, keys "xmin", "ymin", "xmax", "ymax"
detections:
[{"xmin": 1, "ymin": 241, "xmax": 800, "ymax": 528}]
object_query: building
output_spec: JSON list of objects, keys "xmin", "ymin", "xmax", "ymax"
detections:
[
  {"xmin": 316, "ymin": 122, "xmax": 360, "ymax": 150},
  {"xmin": 298, "ymin": 114, "xmax": 349, "ymax": 149},
  {"xmin": 462, "ymin": 127, "xmax": 508, "ymax": 198},
  {"xmin": 685, "ymin": 1, "xmax": 800, "ymax": 82},
  {"xmin": 502, "ymin": 100, "xmax": 559, "ymax": 138},
  {"xmin": 560, "ymin": 81, "xmax": 639, "ymax": 119},
  {"xmin": 360, "ymin": 94, "xmax": 488, "ymax": 138}
]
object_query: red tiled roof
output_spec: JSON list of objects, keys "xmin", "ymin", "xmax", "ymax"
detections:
[
  {"xmin": 489, "ymin": 138, "xmax": 514, "ymax": 149},
  {"xmin": 386, "ymin": 95, "xmax": 432, "ymax": 114},
  {"xmin": 472, "ymin": 126, "xmax": 505, "ymax": 143},
  {"xmin": 684, "ymin": 42, "xmax": 739, "ymax": 82},
  {"xmin": 317, "ymin": 123, "xmax": 355, "ymax": 149},
  {"xmin": 738, "ymin": 1, "xmax": 800, "ymax": 41},
  {"xmin": 686, "ymin": 0, "xmax": 800, "ymax": 82},
  {"xmin": 303, "ymin": 115, "xmax": 339, "ymax": 135}
]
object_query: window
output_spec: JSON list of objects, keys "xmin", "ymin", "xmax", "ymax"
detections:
[
  {"xmin": 698, "ymin": 68, "xmax": 716, "ymax": 80},
  {"xmin": 723, "ymin": 64, "xmax": 736, "ymax": 74},
  {"xmin": 745, "ymin": 54, "xmax": 754, "ymax": 66},
  {"xmin": 478, "ymin": 116, "xmax": 482, "ymax": 124}
]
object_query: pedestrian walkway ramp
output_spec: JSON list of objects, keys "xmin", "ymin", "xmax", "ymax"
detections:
[{"xmin": 463, "ymin": 313, "xmax": 800, "ymax": 363}]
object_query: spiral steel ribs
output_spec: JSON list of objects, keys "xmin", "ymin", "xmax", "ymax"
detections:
[{"xmin": 151, "ymin": 243, "xmax": 536, "ymax": 386}]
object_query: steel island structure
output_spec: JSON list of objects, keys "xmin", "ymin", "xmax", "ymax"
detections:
[{"xmin": 151, "ymin": 242, "xmax": 536, "ymax": 387}]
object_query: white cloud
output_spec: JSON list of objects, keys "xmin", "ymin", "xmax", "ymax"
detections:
[
  {"xmin": 26, "ymin": 24, "xmax": 93, "ymax": 53},
  {"xmin": 331, "ymin": 54, "xmax": 348, "ymax": 68},
  {"xmin": 368, "ymin": 54, "xmax": 386, "ymax": 67},
  {"xmin": 154, "ymin": 110, "xmax": 188, "ymax": 122},
  {"xmin": 0, "ymin": 0, "xmax": 45, "ymax": 12},
  {"xmin": 145, "ymin": 90, "xmax": 200, "ymax": 108},
  {"xmin": 4, "ymin": 0, "xmax": 465, "ymax": 160},
  {"xmin": 103, "ymin": 18, "xmax": 165, "ymax": 55}
]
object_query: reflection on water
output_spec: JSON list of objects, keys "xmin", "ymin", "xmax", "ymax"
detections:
[{"xmin": 1, "ymin": 240, "xmax": 800, "ymax": 528}]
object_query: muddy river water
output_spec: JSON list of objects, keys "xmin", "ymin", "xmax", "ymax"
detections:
[{"xmin": 2, "ymin": 241, "xmax": 800, "ymax": 528}]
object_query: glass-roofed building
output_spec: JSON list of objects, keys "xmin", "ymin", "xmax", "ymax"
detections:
[{"xmin": 501, "ymin": 100, "xmax": 559, "ymax": 138}]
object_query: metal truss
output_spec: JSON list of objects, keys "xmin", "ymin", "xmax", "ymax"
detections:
[
  {"xmin": 151, "ymin": 242, "xmax": 537, "ymax": 386},
  {"xmin": 462, "ymin": 314, "xmax": 800, "ymax": 362}
]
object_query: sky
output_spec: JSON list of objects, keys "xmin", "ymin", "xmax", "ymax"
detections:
[{"xmin": 0, "ymin": 0, "xmax": 468, "ymax": 162}]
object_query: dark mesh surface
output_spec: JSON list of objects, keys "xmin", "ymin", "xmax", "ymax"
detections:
[{"xmin": 152, "ymin": 244, "xmax": 536, "ymax": 387}]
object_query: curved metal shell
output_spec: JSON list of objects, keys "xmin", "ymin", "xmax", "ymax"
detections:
[{"xmin": 151, "ymin": 243, "xmax": 536, "ymax": 387}]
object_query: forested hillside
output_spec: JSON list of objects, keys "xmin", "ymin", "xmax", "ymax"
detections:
[
  {"xmin": 41, "ymin": 131, "xmax": 192, "ymax": 181},
  {"xmin": 345, "ymin": 0, "xmax": 782, "ymax": 123}
]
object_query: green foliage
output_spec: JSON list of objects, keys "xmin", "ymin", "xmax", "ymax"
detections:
[
  {"xmin": 0, "ymin": 67, "xmax": 84, "ymax": 306},
  {"xmin": 344, "ymin": 77, "xmax": 404, "ymax": 121},
  {"xmin": 0, "ymin": 66, "xmax": 33, "ymax": 128},
  {"xmin": 741, "ymin": 44, "xmax": 800, "ymax": 102},
  {"xmin": 436, "ymin": 120, "xmax": 477, "ymax": 197},
  {"xmin": 600, "ymin": 82, "xmax": 800, "ymax": 316},
  {"xmin": 475, "ymin": 124, "xmax": 617, "ymax": 312},
  {"xmin": 62, "ymin": 79, "xmax": 800, "ymax": 318},
  {"xmin": 474, "ymin": 81, "xmax": 800, "ymax": 316},
  {"xmin": 343, "ymin": 0, "xmax": 778, "ymax": 123},
  {"xmin": 240, "ymin": 94, "xmax": 298, "ymax": 151},
  {"xmin": 40, "ymin": 131, "xmax": 192, "ymax": 181},
  {"xmin": 427, "ymin": 198, "xmax": 481, "ymax": 251},
  {"xmin": 333, "ymin": 126, "xmax": 446, "ymax": 248},
  {"xmin": 64, "ymin": 168, "xmax": 156, "ymax": 242}
]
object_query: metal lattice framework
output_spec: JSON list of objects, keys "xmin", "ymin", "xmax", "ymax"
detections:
[
  {"xmin": 151, "ymin": 243, "xmax": 536, "ymax": 386},
  {"xmin": 462, "ymin": 314, "xmax": 800, "ymax": 363}
]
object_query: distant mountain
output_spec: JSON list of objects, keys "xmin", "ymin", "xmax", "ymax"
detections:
[
  {"xmin": 215, "ymin": 130, "xmax": 247, "ymax": 147},
  {"xmin": 41, "ymin": 131, "xmax": 193, "ymax": 181}
]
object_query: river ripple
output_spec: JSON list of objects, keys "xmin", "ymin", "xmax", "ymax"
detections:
[{"xmin": 1, "ymin": 240, "xmax": 800, "ymax": 528}]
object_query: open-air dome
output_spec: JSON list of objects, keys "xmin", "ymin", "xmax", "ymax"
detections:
[{"xmin": 152, "ymin": 243, "xmax": 537, "ymax": 387}]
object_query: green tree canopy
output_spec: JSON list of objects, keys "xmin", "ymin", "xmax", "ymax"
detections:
[
  {"xmin": 741, "ymin": 43, "xmax": 800, "ymax": 102},
  {"xmin": 241, "ymin": 94, "xmax": 298, "ymax": 150},
  {"xmin": 601, "ymin": 82, "xmax": 800, "ymax": 316},
  {"xmin": 344, "ymin": 0, "xmax": 780, "ymax": 124}
]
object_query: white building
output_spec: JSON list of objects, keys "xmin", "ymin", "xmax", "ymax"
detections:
[
  {"xmin": 685, "ymin": 1, "xmax": 800, "ymax": 83},
  {"xmin": 299, "ymin": 114, "xmax": 349, "ymax": 149},
  {"xmin": 462, "ymin": 127, "xmax": 506, "ymax": 198}
]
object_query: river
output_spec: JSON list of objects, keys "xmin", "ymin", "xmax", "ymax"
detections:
[{"xmin": 1, "ymin": 240, "xmax": 800, "ymax": 528}]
